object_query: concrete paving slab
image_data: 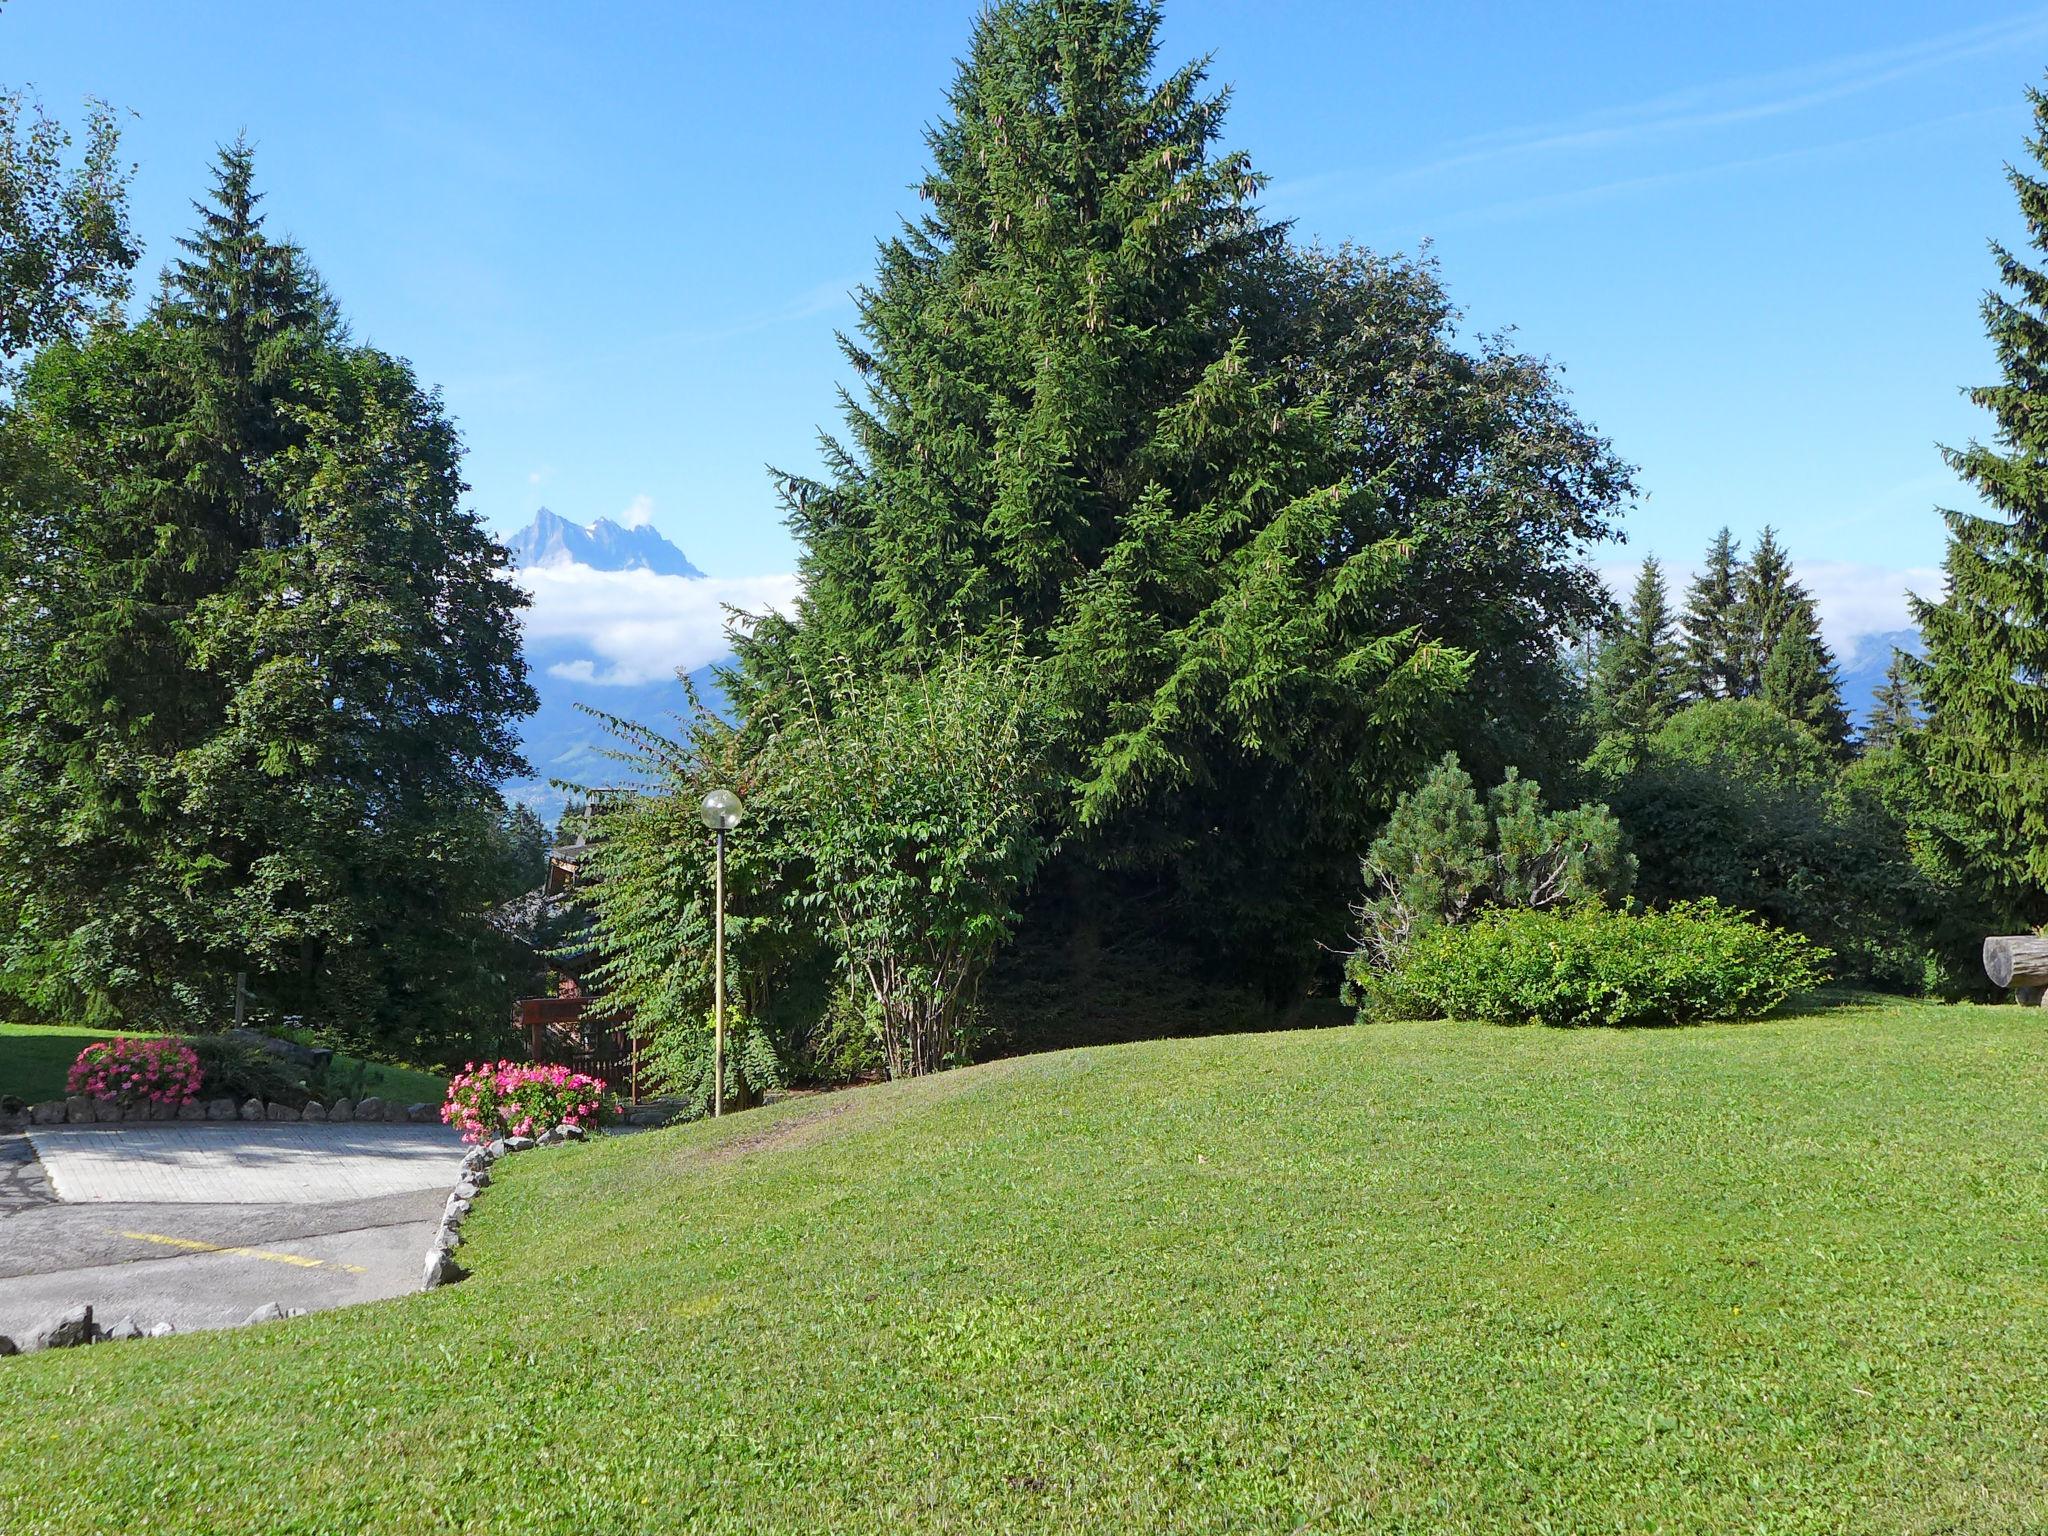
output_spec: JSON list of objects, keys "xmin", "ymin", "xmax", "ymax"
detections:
[
  {"xmin": 24, "ymin": 1122, "xmax": 464, "ymax": 1204},
  {"xmin": 0, "ymin": 1204, "xmax": 439, "ymax": 1336}
]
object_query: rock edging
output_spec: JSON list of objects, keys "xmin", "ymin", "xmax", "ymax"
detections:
[
  {"xmin": 0, "ymin": 1302, "xmax": 277, "ymax": 1358},
  {"xmin": 421, "ymin": 1123, "xmax": 588, "ymax": 1291},
  {"xmin": 8, "ymin": 1094, "xmax": 439, "ymax": 1130}
]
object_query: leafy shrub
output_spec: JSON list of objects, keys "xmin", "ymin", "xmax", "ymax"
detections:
[
  {"xmin": 639, "ymin": 1003, "xmax": 785, "ymax": 1119},
  {"xmin": 442, "ymin": 1061, "xmax": 619, "ymax": 1144},
  {"xmin": 1349, "ymin": 754, "xmax": 1634, "ymax": 977},
  {"xmin": 181, "ymin": 1033, "xmax": 307, "ymax": 1106},
  {"xmin": 1587, "ymin": 700, "xmax": 1972, "ymax": 991},
  {"xmin": 1376, "ymin": 900, "xmax": 1829, "ymax": 1028},
  {"xmin": 776, "ymin": 637, "xmax": 1052, "ymax": 1078},
  {"xmin": 67, "ymin": 1037, "xmax": 203, "ymax": 1109}
]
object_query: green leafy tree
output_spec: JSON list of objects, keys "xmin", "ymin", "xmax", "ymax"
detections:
[
  {"xmin": 1910, "ymin": 81, "xmax": 2048, "ymax": 916},
  {"xmin": 775, "ymin": 639, "xmax": 1053, "ymax": 1078},
  {"xmin": 0, "ymin": 145, "xmax": 534, "ymax": 1056},
  {"xmin": 737, "ymin": 0, "xmax": 1627, "ymax": 995},
  {"xmin": 1681, "ymin": 527, "xmax": 1743, "ymax": 700},
  {"xmin": 1592, "ymin": 557, "xmax": 1684, "ymax": 738},
  {"xmin": 1348, "ymin": 754, "xmax": 1633, "ymax": 976},
  {"xmin": 572, "ymin": 692, "xmax": 812, "ymax": 1112},
  {"xmin": 0, "ymin": 86, "xmax": 135, "ymax": 370},
  {"xmin": 1587, "ymin": 699, "xmax": 1961, "ymax": 988}
]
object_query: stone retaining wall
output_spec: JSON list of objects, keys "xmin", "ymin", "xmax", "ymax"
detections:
[{"xmin": 3, "ymin": 1095, "xmax": 439, "ymax": 1131}]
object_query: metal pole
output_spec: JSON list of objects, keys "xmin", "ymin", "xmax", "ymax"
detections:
[{"xmin": 713, "ymin": 828, "xmax": 726, "ymax": 1118}]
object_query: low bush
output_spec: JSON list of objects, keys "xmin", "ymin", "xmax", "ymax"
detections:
[
  {"xmin": 442, "ymin": 1060, "xmax": 619, "ymax": 1144},
  {"xmin": 66, "ymin": 1037, "xmax": 203, "ymax": 1109},
  {"xmin": 180, "ymin": 1033, "xmax": 308, "ymax": 1106},
  {"xmin": 1375, "ymin": 900, "xmax": 1829, "ymax": 1028}
]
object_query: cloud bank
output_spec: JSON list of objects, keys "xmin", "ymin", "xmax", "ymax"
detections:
[{"xmin": 515, "ymin": 562, "xmax": 801, "ymax": 686}]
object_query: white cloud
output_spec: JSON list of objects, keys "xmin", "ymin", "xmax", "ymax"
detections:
[
  {"xmin": 516, "ymin": 562, "xmax": 800, "ymax": 686},
  {"xmin": 618, "ymin": 493, "xmax": 656, "ymax": 530},
  {"xmin": 1597, "ymin": 556, "xmax": 1941, "ymax": 660}
]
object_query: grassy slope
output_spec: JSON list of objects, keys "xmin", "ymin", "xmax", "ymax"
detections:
[
  {"xmin": 0, "ymin": 1022, "xmax": 446, "ymax": 1105},
  {"xmin": 3, "ymin": 996, "xmax": 2045, "ymax": 1533}
]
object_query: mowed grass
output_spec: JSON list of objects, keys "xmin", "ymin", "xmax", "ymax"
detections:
[
  {"xmin": 0, "ymin": 1022, "xmax": 446, "ymax": 1105},
  {"xmin": 3, "ymin": 996, "xmax": 2046, "ymax": 1533}
]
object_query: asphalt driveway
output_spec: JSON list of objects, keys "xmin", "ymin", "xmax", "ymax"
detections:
[{"xmin": 0, "ymin": 1123, "xmax": 464, "ymax": 1341}]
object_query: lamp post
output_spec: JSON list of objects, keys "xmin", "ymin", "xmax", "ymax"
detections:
[{"xmin": 697, "ymin": 788, "xmax": 745, "ymax": 1116}]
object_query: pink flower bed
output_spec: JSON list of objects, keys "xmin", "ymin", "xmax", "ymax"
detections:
[
  {"xmin": 442, "ymin": 1060, "xmax": 617, "ymax": 1145},
  {"xmin": 67, "ymin": 1037, "xmax": 204, "ymax": 1109}
]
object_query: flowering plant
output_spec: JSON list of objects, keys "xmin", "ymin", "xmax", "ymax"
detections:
[
  {"xmin": 441, "ymin": 1060, "xmax": 617, "ymax": 1145},
  {"xmin": 67, "ymin": 1037, "xmax": 204, "ymax": 1109}
]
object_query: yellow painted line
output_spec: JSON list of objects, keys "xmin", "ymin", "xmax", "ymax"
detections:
[{"xmin": 117, "ymin": 1231, "xmax": 368, "ymax": 1275}]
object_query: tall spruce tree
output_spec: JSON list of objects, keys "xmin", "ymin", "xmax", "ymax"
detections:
[
  {"xmin": 737, "ymin": 0, "xmax": 1629, "ymax": 994},
  {"xmin": 1910, "ymin": 82, "xmax": 2048, "ymax": 915},
  {"xmin": 1730, "ymin": 526, "xmax": 1806, "ymax": 695},
  {"xmin": 0, "ymin": 144, "xmax": 535, "ymax": 1052},
  {"xmin": 1864, "ymin": 651, "xmax": 1920, "ymax": 753},
  {"xmin": 1592, "ymin": 556, "xmax": 1683, "ymax": 738},
  {"xmin": 1759, "ymin": 615, "xmax": 1852, "ymax": 751},
  {"xmin": 1681, "ymin": 527, "xmax": 1743, "ymax": 699}
]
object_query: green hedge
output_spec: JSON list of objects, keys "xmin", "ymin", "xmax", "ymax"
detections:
[{"xmin": 1375, "ymin": 900, "xmax": 1829, "ymax": 1028}]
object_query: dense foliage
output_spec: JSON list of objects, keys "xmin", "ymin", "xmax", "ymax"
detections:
[
  {"xmin": 733, "ymin": 0, "xmax": 1630, "ymax": 1002},
  {"xmin": 776, "ymin": 641, "xmax": 1052, "ymax": 1077},
  {"xmin": 0, "ymin": 85, "xmax": 135, "ymax": 369},
  {"xmin": 0, "ymin": 145, "xmax": 536, "ymax": 1058},
  {"xmin": 1380, "ymin": 900, "xmax": 1828, "ymax": 1028},
  {"xmin": 1910, "ymin": 83, "xmax": 2048, "ymax": 920},
  {"xmin": 1347, "ymin": 754, "xmax": 1632, "ymax": 976},
  {"xmin": 571, "ymin": 692, "xmax": 817, "ymax": 1107},
  {"xmin": 1586, "ymin": 700, "xmax": 1973, "ymax": 990}
]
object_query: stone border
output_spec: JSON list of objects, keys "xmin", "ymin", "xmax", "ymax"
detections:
[
  {"xmin": 420, "ymin": 1123, "xmax": 593, "ymax": 1290},
  {"xmin": 417, "ymin": 1102, "xmax": 695, "ymax": 1290},
  {"xmin": 0, "ymin": 1302, "xmax": 305, "ymax": 1356},
  {"xmin": 4, "ymin": 1094, "xmax": 438, "ymax": 1131}
]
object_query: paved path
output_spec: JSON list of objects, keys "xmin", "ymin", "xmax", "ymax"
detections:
[
  {"xmin": 25, "ymin": 1122, "xmax": 463, "ymax": 1203},
  {"xmin": 0, "ymin": 1123, "xmax": 465, "ymax": 1340}
]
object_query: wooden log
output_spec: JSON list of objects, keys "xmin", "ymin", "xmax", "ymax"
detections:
[{"xmin": 1981, "ymin": 934, "xmax": 2048, "ymax": 990}]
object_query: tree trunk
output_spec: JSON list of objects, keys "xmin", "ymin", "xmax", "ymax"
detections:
[{"xmin": 1980, "ymin": 934, "xmax": 2048, "ymax": 990}]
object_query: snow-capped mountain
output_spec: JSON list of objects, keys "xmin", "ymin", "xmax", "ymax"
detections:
[
  {"xmin": 1838, "ymin": 627, "xmax": 1921, "ymax": 729},
  {"xmin": 505, "ymin": 506, "xmax": 705, "ymax": 578},
  {"xmin": 500, "ymin": 508, "xmax": 735, "ymax": 819}
]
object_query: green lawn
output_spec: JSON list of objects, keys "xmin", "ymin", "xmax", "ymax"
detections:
[
  {"xmin": 3, "ymin": 995, "xmax": 2045, "ymax": 1533},
  {"xmin": 0, "ymin": 1022, "xmax": 446, "ymax": 1106}
]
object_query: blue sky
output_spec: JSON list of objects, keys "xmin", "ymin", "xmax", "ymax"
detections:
[{"xmin": 5, "ymin": 0, "xmax": 2042, "ymax": 657}]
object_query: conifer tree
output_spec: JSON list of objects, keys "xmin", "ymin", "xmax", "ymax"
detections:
[
  {"xmin": 737, "ymin": 0, "xmax": 1630, "ymax": 991},
  {"xmin": 1759, "ymin": 615, "xmax": 1852, "ymax": 751},
  {"xmin": 1592, "ymin": 556, "xmax": 1683, "ymax": 738},
  {"xmin": 1730, "ymin": 526, "xmax": 1805, "ymax": 696},
  {"xmin": 738, "ymin": 0, "xmax": 1468, "ymax": 985},
  {"xmin": 1863, "ymin": 652, "xmax": 1920, "ymax": 753},
  {"xmin": 1681, "ymin": 527, "xmax": 1743, "ymax": 699},
  {"xmin": 1910, "ymin": 82, "xmax": 2048, "ymax": 913},
  {"xmin": 0, "ymin": 144, "xmax": 535, "ymax": 1051}
]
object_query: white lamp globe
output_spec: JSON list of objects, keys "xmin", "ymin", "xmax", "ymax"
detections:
[{"xmin": 698, "ymin": 788, "xmax": 745, "ymax": 832}]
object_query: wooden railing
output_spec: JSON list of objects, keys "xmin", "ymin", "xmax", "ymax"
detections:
[{"xmin": 514, "ymin": 996, "xmax": 642, "ymax": 1100}]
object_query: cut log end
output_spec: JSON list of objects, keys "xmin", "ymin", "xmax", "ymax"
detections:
[{"xmin": 1982, "ymin": 934, "xmax": 2048, "ymax": 991}]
